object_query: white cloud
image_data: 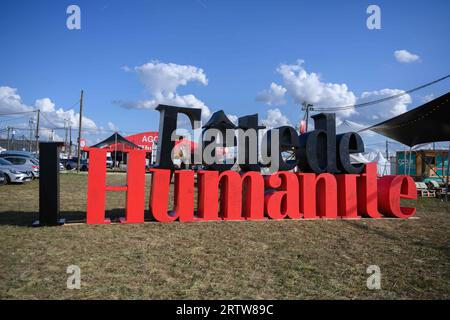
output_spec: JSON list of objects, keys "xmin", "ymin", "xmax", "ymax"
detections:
[
  {"xmin": 119, "ymin": 60, "xmax": 211, "ymax": 119},
  {"xmin": 0, "ymin": 86, "xmax": 100, "ymax": 144},
  {"xmin": 0, "ymin": 86, "xmax": 31, "ymax": 113},
  {"xmin": 257, "ymin": 60, "xmax": 413, "ymax": 131},
  {"xmin": 422, "ymin": 93, "xmax": 435, "ymax": 103},
  {"xmin": 350, "ymin": 89, "xmax": 412, "ymax": 123},
  {"xmin": 272, "ymin": 60, "xmax": 357, "ymax": 117},
  {"xmin": 256, "ymin": 82, "xmax": 287, "ymax": 106},
  {"xmin": 34, "ymin": 97, "xmax": 97, "ymax": 130},
  {"xmin": 394, "ymin": 50, "xmax": 420, "ymax": 63},
  {"xmin": 261, "ymin": 108, "xmax": 291, "ymax": 128},
  {"xmin": 107, "ymin": 121, "xmax": 118, "ymax": 132},
  {"xmin": 227, "ymin": 114, "xmax": 238, "ymax": 125}
]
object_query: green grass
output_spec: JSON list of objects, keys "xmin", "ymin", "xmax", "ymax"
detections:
[{"xmin": 0, "ymin": 173, "xmax": 449, "ymax": 299}]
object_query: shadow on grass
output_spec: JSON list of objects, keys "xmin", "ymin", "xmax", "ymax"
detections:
[{"xmin": 0, "ymin": 210, "xmax": 156, "ymax": 227}]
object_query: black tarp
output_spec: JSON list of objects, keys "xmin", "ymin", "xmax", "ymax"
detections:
[
  {"xmin": 90, "ymin": 132, "xmax": 141, "ymax": 149},
  {"xmin": 364, "ymin": 92, "xmax": 450, "ymax": 147}
]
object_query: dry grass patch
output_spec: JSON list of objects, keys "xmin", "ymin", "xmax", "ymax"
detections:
[{"xmin": 0, "ymin": 173, "xmax": 449, "ymax": 299}]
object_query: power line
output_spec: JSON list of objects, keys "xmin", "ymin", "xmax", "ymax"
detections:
[
  {"xmin": 0, "ymin": 114, "xmax": 33, "ymax": 123},
  {"xmin": 0, "ymin": 110, "xmax": 37, "ymax": 116},
  {"xmin": 39, "ymin": 111, "xmax": 62, "ymax": 129},
  {"xmin": 313, "ymin": 74, "xmax": 450, "ymax": 111}
]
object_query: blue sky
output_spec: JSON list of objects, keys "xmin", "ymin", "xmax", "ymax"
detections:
[{"xmin": 0, "ymin": 0, "xmax": 449, "ymax": 150}]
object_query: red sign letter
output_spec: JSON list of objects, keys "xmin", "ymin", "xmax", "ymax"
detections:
[{"xmin": 378, "ymin": 175, "xmax": 417, "ymax": 218}]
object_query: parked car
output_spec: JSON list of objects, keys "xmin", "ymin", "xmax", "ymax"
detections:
[
  {"xmin": 0, "ymin": 150, "xmax": 37, "ymax": 158},
  {"xmin": 65, "ymin": 157, "xmax": 89, "ymax": 171},
  {"xmin": 0, "ymin": 158, "xmax": 33, "ymax": 183},
  {"xmin": 0, "ymin": 170, "xmax": 6, "ymax": 185},
  {"xmin": 0, "ymin": 155, "xmax": 39, "ymax": 178}
]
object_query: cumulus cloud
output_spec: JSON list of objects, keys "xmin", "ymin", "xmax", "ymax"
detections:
[
  {"xmin": 0, "ymin": 86, "xmax": 100, "ymax": 144},
  {"xmin": 258, "ymin": 60, "xmax": 357, "ymax": 118},
  {"xmin": 118, "ymin": 60, "xmax": 211, "ymax": 119},
  {"xmin": 34, "ymin": 97, "xmax": 97, "ymax": 130},
  {"xmin": 0, "ymin": 86, "xmax": 31, "ymax": 113},
  {"xmin": 261, "ymin": 108, "xmax": 291, "ymax": 128},
  {"xmin": 257, "ymin": 60, "xmax": 413, "ymax": 132},
  {"xmin": 349, "ymin": 89, "xmax": 412, "ymax": 123},
  {"xmin": 394, "ymin": 50, "xmax": 420, "ymax": 63},
  {"xmin": 227, "ymin": 114, "xmax": 238, "ymax": 125},
  {"xmin": 422, "ymin": 93, "xmax": 435, "ymax": 103},
  {"xmin": 107, "ymin": 121, "xmax": 118, "ymax": 132},
  {"xmin": 256, "ymin": 82, "xmax": 287, "ymax": 106}
]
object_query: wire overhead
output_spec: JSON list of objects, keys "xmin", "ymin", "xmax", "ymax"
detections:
[
  {"xmin": 313, "ymin": 74, "xmax": 450, "ymax": 111},
  {"xmin": 0, "ymin": 110, "xmax": 37, "ymax": 116}
]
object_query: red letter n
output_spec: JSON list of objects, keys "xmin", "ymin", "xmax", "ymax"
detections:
[{"xmin": 299, "ymin": 173, "xmax": 338, "ymax": 219}]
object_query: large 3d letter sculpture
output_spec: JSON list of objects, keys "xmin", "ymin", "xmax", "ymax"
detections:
[
  {"xmin": 86, "ymin": 148, "xmax": 146, "ymax": 224},
  {"xmin": 81, "ymin": 106, "xmax": 417, "ymax": 225},
  {"xmin": 34, "ymin": 142, "xmax": 65, "ymax": 226}
]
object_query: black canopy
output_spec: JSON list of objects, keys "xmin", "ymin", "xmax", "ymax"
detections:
[
  {"xmin": 90, "ymin": 132, "xmax": 141, "ymax": 149},
  {"xmin": 364, "ymin": 92, "xmax": 450, "ymax": 147}
]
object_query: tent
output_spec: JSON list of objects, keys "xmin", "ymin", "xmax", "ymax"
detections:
[
  {"xmin": 363, "ymin": 92, "xmax": 450, "ymax": 200},
  {"xmin": 364, "ymin": 92, "xmax": 450, "ymax": 147},
  {"xmin": 350, "ymin": 152, "xmax": 390, "ymax": 175},
  {"xmin": 350, "ymin": 152, "xmax": 370, "ymax": 164},
  {"xmin": 371, "ymin": 151, "xmax": 390, "ymax": 175},
  {"xmin": 90, "ymin": 132, "xmax": 141, "ymax": 151}
]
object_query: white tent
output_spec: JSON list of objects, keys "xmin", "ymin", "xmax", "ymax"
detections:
[
  {"xmin": 351, "ymin": 151, "xmax": 390, "ymax": 175},
  {"xmin": 350, "ymin": 153, "xmax": 370, "ymax": 164},
  {"xmin": 373, "ymin": 151, "xmax": 390, "ymax": 175}
]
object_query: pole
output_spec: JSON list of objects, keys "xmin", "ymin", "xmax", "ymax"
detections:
[
  {"xmin": 305, "ymin": 106, "xmax": 310, "ymax": 132},
  {"xmin": 29, "ymin": 119, "xmax": 33, "ymax": 152},
  {"xmin": 6, "ymin": 126, "xmax": 10, "ymax": 150},
  {"xmin": 64, "ymin": 119, "xmax": 68, "ymax": 155},
  {"xmin": 385, "ymin": 140, "xmax": 389, "ymax": 159},
  {"xmin": 445, "ymin": 142, "xmax": 450, "ymax": 202},
  {"xmin": 11, "ymin": 128, "xmax": 15, "ymax": 150},
  {"xmin": 114, "ymin": 133, "xmax": 117, "ymax": 168},
  {"xmin": 35, "ymin": 109, "xmax": 40, "ymax": 154},
  {"xmin": 302, "ymin": 102, "xmax": 313, "ymax": 132},
  {"xmin": 408, "ymin": 147, "xmax": 412, "ymax": 176},
  {"xmin": 77, "ymin": 90, "xmax": 84, "ymax": 173},
  {"xmin": 403, "ymin": 146, "xmax": 407, "ymax": 174},
  {"xmin": 69, "ymin": 125, "xmax": 72, "ymax": 159}
]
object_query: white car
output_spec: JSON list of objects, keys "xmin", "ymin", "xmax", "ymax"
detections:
[{"xmin": 0, "ymin": 159, "xmax": 33, "ymax": 183}]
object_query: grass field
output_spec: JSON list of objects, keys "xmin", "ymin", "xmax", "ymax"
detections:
[{"xmin": 0, "ymin": 173, "xmax": 449, "ymax": 299}]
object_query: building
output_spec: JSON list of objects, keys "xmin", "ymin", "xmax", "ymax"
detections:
[{"xmin": 396, "ymin": 149, "xmax": 449, "ymax": 183}]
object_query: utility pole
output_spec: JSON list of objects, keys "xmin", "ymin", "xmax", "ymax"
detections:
[
  {"xmin": 302, "ymin": 102, "xmax": 313, "ymax": 132},
  {"xmin": 35, "ymin": 109, "xmax": 40, "ymax": 154},
  {"xmin": 6, "ymin": 126, "xmax": 10, "ymax": 149},
  {"xmin": 64, "ymin": 119, "xmax": 68, "ymax": 155},
  {"xmin": 77, "ymin": 90, "xmax": 84, "ymax": 173},
  {"xmin": 69, "ymin": 125, "xmax": 72, "ymax": 159},
  {"xmin": 114, "ymin": 132, "xmax": 118, "ymax": 168},
  {"xmin": 11, "ymin": 128, "xmax": 15, "ymax": 150},
  {"xmin": 29, "ymin": 118, "xmax": 34, "ymax": 152},
  {"xmin": 385, "ymin": 140, "xmax": 389, "ymax": 159}
]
